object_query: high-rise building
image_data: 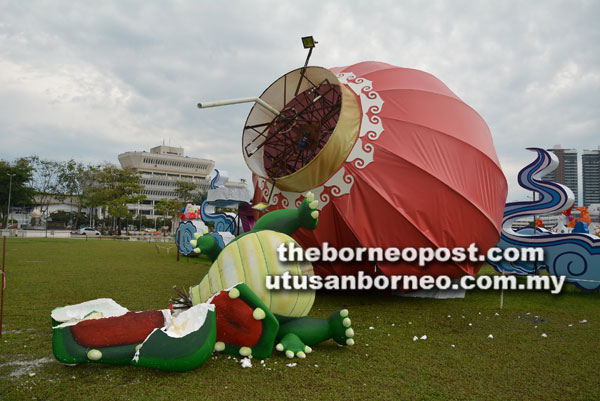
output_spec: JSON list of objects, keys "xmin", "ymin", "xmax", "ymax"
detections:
[
  {"xmin": 542, "ymin": 145, "xmax": 579, "ymax": 206},
  {"xmin": 582, "ymin": 147, "xmax": 600, "ymax": 207},
  {"xmin": 118, "ymin": 144, "xmax": 246, "ymax": 218}
]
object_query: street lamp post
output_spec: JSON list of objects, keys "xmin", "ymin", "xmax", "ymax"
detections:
[
  {"xmin": 138, "ymin": 201, "xmax": 142, "ymax": 232},
  {"xmin": 6, "ymin": 173, "xmax": 15, "ymax": 229}
]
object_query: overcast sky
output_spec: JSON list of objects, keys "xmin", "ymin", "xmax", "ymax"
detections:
[{"xmin": 1, "ymin": 0, "xmax": 598, "ymax": 202}]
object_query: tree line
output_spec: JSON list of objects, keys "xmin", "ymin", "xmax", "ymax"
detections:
[{"xmin": 0, "ymin": 156, "xmax": 207, "ymax": 234}]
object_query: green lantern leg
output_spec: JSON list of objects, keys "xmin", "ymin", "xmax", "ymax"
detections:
[
  {"xmin": 275, "ymin": 309, "xmax": 355, "ymax": 358},
  {"xmin": 250, "ymin": 191, "xmax": 319, "ymax": 236},
  {"xmin": 190, "ymin": 191, "xmax": 319, "ymax": 264},
  {"xmin": 190, "ymin": 230, "xmax": 223, "ymax": 263}
]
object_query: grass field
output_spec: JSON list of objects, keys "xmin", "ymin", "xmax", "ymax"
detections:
[{"xmin": 0, "ymin": 238, "xmax": 598, "ymax": 400}]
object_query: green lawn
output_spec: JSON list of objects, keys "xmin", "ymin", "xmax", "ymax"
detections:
[{"xmin": 0, "ymin": 238, "xmax": 598, "ymax": 400}]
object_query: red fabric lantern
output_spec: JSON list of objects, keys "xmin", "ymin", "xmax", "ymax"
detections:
[{"xmin": 250, "ymin": 61, "xmax": 507, "ymax": 280}]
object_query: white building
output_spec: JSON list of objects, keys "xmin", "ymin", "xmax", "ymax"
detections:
[
  {"xmin": 118, "ymin": 144, "xmax": 247, "ymax": 218},
  {"xmin": 582, "ymin": 147, "xmax": 600, "ymax": 207}
]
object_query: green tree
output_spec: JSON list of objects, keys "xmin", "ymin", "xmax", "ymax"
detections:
[
  {"xmin": 86, "ymin": 164, "xmax": 145, "ymax": 235},
  {"xmin": 25, "ymin": 156, "xmax": 63, "ymax": 217},
  {"xmin": 0, "ymin": 158, "xmax": 35, "ymax": 228},
  {"xmin": 191, "ymin": 190, "xmax": 208, "ymax": 206},
  {"xmin": 174, "ymin": 180, "xmax": 197, "ymax": 204},
  {"xmin": 50, "ymin": 210, "xmax": 89, "ymax": 226},
  {"xmin": 154, "ymin": 198, "xmax": 183, "ymax": 233},
  {"xmin": 57, "ymin": 161, "xmax": 97, "ymax": 229}
]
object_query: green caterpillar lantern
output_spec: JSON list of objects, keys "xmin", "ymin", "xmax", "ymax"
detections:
[
  {"xmin": 190, "ymin": 230, "xmax": 315, "ymax": 317},
  {"xmin": 51, "ymin": 192, "xmax": 355, "ymax": 371}
]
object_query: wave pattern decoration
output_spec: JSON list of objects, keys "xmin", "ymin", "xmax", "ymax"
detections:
[
  {"xmin": 200, "ymin": 200, "xmax": 236, "ymax": 234},
  {"xmin": 488, "ymin": 148, "xmax": 600, "ymax": 291},
  {"xmin": 175, "ymin": 221, "xmax": 198, "ymax": 256}
]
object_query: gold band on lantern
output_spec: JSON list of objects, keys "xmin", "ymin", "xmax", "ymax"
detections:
[{"xmin": 242, "ymin": 67, "xmax": 361, "ymax": 193}]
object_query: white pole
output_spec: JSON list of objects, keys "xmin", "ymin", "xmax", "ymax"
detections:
[
  {"xmin": 197, "ymin": 97, "xmax": 280, "ymax": 116},
  {"xmin": 6, "ymin": 174, "xmax": 15, "ymax": 228}
]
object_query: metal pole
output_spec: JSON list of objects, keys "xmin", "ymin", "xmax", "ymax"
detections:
[
  {"xmin": 176, "ymin": 230, "xmax": 180, "ymax": 262},
  {"xmin": 1, "ymin": 236, "xmax": 6, "ymax": 337},
  {"xmin": 499, "ymin": 272, "xmax": 505, "ymax": 310},
  {"xmin": 532, "ymin": 191, "xmax": 538, "ymax": 275},
  {"xmin": 197, "ymin": 97, "xmax": 280, "ymax": 116},
  {"xmin": 532, "ymin": 191, "xmax": 536, "ymax": 235},
  {"xmin": 6, "ymin": 173, "xmax": 15, "ymax": 229},
  {"xmin": 294, "ymin": 46, "xmax": 314, "ymax": 96}
]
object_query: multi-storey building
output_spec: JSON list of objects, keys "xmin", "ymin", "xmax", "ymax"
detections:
[
  {"xmin": 543, "ymin": 145, "xmax": 579, "ymax": 206},
  {"xmin": 118, "ymin": 144, "xmax": 246, "ymax": 217},
  {"xmin": 582, "ymin": 147, "xmax": 600, "ymax": 207}
]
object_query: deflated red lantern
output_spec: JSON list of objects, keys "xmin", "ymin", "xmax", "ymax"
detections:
[{"xmin": 244, "ymin": 61, "xmax": 507, "ymax": 280}]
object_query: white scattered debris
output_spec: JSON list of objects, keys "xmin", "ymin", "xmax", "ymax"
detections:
[
  {"xmin": 526, "ymin": 312, "xmax": 530, "ymax": 315},
  {"xmin": 468, "ymin": 323, "xmax": 472, "ymax": 326},
  {"xmin": 0, "ymin": 357, "xmax": 55, "ymax": 378},
  {"xmin": 478, "ymin": 312, "xmax": 481, "ymax": 315},
  {"xmin": 568, "ymin": 324, "xmax": 573, "ymax": 327},
  {"xmin": 365, "ymin": 344, "xmax": 369, "ymax": 347},
  {"xmin": 494, "ymin": 313, "xmax": 499, "ymax": 316},
  {"xmin": 408, "ymin": 322, "xmax": 412, "ymax": 325},
  {"xmin": 541, "ymin": 333, "xmax": 547, "ymax": 338},
  {"xmin": 260, "ymin": 360, "xmax": 265, "ymax": 365},
  {"xmin": 451, "ymin": 344, "xmax": 455, "ymax": 348},
  {"xmin": 387, "ymin": 333, "xmax": 390, "ymax": 336},
  {"xmin": 413, "ymin": 336, "xmax": 418, "ymax": 341},
  {"xmin": 314, "ymin": 364, "xmax": 318, "ymax": 368},
  {"xmin": 534, "ymin": 326, "xmax": 538, "ymax": 329},
  {"xmin": 488, "ymin": 334, "xmax": 494, "ymax": 339},
  {"xmin": 462, "ymin": 315, "xmax": 465, "ymax": 319},
  {"xmin": 579, "ymin": 319, "xmax": 587, "ymax": 324},
  {"xmin": 286, "ymin": 363, "xmax": 297, "ymax": 367},
  {"xmin": 369, "ymin": 326, "xmax": 374, "ymax": 330},
  {"xmin": 28, "ymin": 372, "xmax": 36, "ymax": 377},
  {"xmin": 391, "ymin": 323, "xmax": 395, "ymax": 327},
  {"xmin": 365, "ymin": 354, "xmax": 369, "ymax": 357},
  {"xmin": 420, "ymin": 335, "xmax": 427, "ymax": 340},
  {"xmin": 241, "ymin": 357, "xmax": 252, "ymax": 368},
  {"xmin": 447, "ymin": 315, "xmax": 451, "ymax": 318}
]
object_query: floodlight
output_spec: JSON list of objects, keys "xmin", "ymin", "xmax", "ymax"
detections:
[{"xmin": 302, "ymin": 36, "xmax": 316, "ymax": 49}]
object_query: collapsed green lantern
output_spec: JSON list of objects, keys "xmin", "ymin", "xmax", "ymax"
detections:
[{"xmin": 51, "ymin": 192, "xmax": 356, "ymax": 372}]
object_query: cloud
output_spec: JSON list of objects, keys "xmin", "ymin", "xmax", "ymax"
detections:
[{"xmin": 0, "ymin": 0, "xmax": 598, "ymax": 199}]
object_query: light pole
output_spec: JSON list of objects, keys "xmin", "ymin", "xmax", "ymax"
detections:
[
  {"xmin": 137, "ymin": 201, "xmax": 142, "ymax": 232},
  {"xmin": 6, "ymin": 173, "xmax": 15, "ymax": 229}
]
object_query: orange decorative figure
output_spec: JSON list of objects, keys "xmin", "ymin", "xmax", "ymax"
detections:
[{"xmin": 576, "ymin": 207, "xmax": 591, "ymax": 227}]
